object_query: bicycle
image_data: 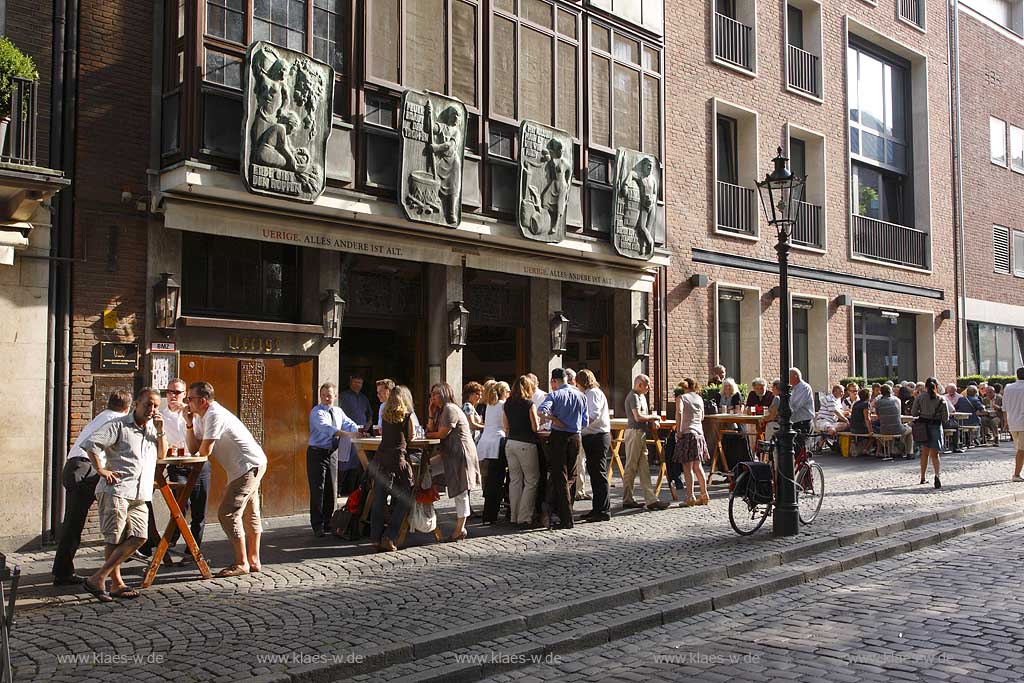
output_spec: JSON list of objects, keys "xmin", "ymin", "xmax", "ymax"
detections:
[{"xmin": 728, "ymin": 433, "xmax": 825, "ymax": 535}]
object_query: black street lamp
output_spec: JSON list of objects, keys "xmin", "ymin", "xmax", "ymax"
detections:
[
  {"xmin": 448, "ymin": 300, "xmax": 470, "ymax": 348},
  {"xmin": 633, "ymin": 318, "xmax": 652, "ymax": 359},
  {"xmin": 153, "ymin": 272, "xmax": 181, "ymax": 335},
  {"xmin": 550, "ymin": 311, "xmax": 569, "ymax": 354},
  {"xmin": 321, "ymin": 289, "xmax": 346, "ymax": 346},
  {"xmin": 756, "ymin": 147, "xmax": 805, "ymax": 538}
]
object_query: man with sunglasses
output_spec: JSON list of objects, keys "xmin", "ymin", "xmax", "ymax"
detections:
[
  {"xmin": 162, "ymin": 378, "xmax": 211, "ymax": 559},
  {"xmin": 184, "ymin": 381, "xmax": 267, "ymax": 577}
]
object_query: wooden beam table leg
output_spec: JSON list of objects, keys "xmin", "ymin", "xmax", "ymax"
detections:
[{"xmin": 143, "ymin": 463, "xmax": 211, "ymax": 588}]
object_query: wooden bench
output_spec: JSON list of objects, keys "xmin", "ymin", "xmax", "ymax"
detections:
[
  {"xmin": 942, "ymin": 428, "xmax": 958, "ymax": 452},
  {"xmin": 872, "ymin": 434, "xmax": 899, "ymax": 461}
]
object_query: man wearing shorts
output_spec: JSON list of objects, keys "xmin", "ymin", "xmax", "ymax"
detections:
[
  {"xmin": 1002, "ymin": 368, "xmax": 1024, "ymax": 482},
  {"xmin": 185, "ymin": 381, "xmax": 268, "ymax": 577},
  {"xmin": 82, "ymin": 388, "xmax": 165, "ymax": 602}
]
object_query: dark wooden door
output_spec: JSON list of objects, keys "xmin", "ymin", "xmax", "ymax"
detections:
[{"xmin": 180, "ymin": 354, "xmax": 314, "ymax": 519}]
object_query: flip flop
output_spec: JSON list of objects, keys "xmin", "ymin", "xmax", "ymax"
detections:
[
  {"xmin": 110, "ymin": 587, "xmax": 141, "ymax": 599},
  {"xmin": 83, "ymin": 579, "xmax": 113, "ymax": 603},
  {"xmin": 215, "ymin": 565, "xmax": 249, "ymax": 578}
]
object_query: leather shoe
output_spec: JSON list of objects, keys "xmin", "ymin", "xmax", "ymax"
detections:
[
  {"xmin": 646, "ymin": 501, "xmax": 671, "ymax": 511},
  {"xmin": 583, "ymin": 513, "xmax": 611, "ymax": 523},
  {"xmin": 621, "ymin": 501, "xmax": 644, "ymax": 509},
  {"xmin": 53, "ymin": 574, "xmax": 86, "ymax": 586}
]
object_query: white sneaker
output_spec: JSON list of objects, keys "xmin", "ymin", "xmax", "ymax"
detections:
[{"xmin": 1013, "ymin": 475, "xmax": 1024, "ymax": 483}]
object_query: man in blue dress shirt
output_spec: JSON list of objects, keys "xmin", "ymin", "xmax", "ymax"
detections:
[
  {"xmin": 538, "ymin": 368, "xmax": 589, "ymax": 529},
  {"xmin": 308, "ymin": 382, "xmax": 361, "ymax": 537}
]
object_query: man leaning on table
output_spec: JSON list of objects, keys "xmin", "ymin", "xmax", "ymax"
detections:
[
  {"xmin": 81, "ymin": 387, "xmax": 166, "ymax": 603},
  {"xmin": 185, "ymin": 381, "xmax": 268, "ymax": 577},
  {"xmin": 308, "ymin": 382, "xmax": 361, "ymax": 538},
  {"xmin": 620, "ymin": 374, "xmax": 669, "ymax": 511}
]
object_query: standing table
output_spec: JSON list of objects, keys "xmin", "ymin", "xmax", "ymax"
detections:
[
  {"xmin": 607, "ymin": 418, "xmax": 676, "ymax": 499},
  {"xmin": 705, "ymin": 413, "xmax": 766, "ymax": 483},
  {"xmin": 143, "ymin": 456, "xmax": 212, "ymax": 588},
  {"xmin": 352, "ymin": 438, "xmax": 444, "ymax": 545}
]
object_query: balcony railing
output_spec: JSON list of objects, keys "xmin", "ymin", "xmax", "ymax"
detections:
[
  {"xmin": 792, "ymin": 201, "xmax": 823, "ymax": 249},
  {"xmin": 714, "ymin": 12, "xmax": 753, "ymax": 71},
  {"xmin": 717, "ymin": 180, "xmax": 756, "ymax": 236},
  {"xmin": 787, "ymin": 44, "xmax": 819, "ymax": 97},
  {"xmin": 1, "ymin": 78, "xmax": 37, "ymax": 167},
  {"xmin": 851, "ymin": 214, "xmax": 928, "ymax": 269},
  {"xmin": 898, "ymin": 0, "xmax": 924, "ymax": 28}
]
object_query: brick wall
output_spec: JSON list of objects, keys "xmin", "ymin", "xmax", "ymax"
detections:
[
  {"xmin": 68, "ymin": 0, "xmax": 153, "ymax": 441},
  {"xmin": 6, "ymin": 0, "xmax": 53, "ymax": 167},
  {"xmin": 662, "ymin": 0, "xmax": 958, "ymax": 387},
  {"xmin": 957, "ymin": 9, "xmax": 1024, "ymax": 305}
]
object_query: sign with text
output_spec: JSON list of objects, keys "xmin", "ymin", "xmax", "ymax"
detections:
[{"xmin": 99, "ymin": 342, "xmax": 139, "ymax": 371}]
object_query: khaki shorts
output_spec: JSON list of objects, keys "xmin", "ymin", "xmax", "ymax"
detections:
[
  {"xmin": 1012, "ymin": 432, "xmax": 1024, "ymax": 451},
  {"xmin": 96, "ymin": 491, "xmax": 149, "ymax": 545}
]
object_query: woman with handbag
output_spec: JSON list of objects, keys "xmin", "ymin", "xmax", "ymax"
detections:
[
  {"xmin": 368, "ymin": 387, "xmax": 416, "ymax": 552},
  {"xmin": 912, "ymin": 377, "xmax": 949, "ymax": 489},
  {"xmin": 674, "ymin": 378, "xmax": 711, "ymax": 507},
  {"xmin": 426, "ymin": 382, "xmax": 480, "ymax": 542},
  {"xmin": 477, "ymin": 381, "xmax": 510, "ymax": 524},
  {"xmin": 503, "ymin": 375, "xmax": 542, "ymax": 528}
]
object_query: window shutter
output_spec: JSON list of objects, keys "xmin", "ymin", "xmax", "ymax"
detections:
[{"xmin": 994, "ymin": 225, "xmax": 1010, "ymax": 274}]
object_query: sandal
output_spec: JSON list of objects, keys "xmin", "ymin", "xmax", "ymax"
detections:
[
  {"xmin": 110, "ymin": 586, "xmax": 141, "ymax": 599},
  {"xmin": 215, "ymin": 565, "xmax": 249, "ymax": 578},
  {"xmin": 445, "ymin": 530, "xmax": 468, "ymax": 543},
  {"xmin": 84, "ymin": 578, "xmax": 112, "ymax": 603}
]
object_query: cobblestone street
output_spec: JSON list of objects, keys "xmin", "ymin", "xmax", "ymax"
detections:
[{"xmin": 7, "ymin": 445, "xmax": 1024, "ymax": 682}]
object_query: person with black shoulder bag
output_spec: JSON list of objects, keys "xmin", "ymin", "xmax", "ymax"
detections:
[{"xmin": 911, "ymin": 377, "xmax": 949, "ymax": 489}]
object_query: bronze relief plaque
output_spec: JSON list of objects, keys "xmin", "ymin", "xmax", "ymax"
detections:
[
  {"xmin": 241, "ymin": 41, "xmax": 334, "ymax": 203},
  {"xmin": 611, "ymin": 149, "xmax": 660, "ymax": 261},
  {"xmin": 399, "ymin": 90, "xmax": 467, "ymax": 228},
  {"xmin": 517, "ymin": 120, "xmax": 573, "ymax": 244}
]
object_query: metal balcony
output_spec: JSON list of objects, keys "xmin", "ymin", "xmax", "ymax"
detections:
[
  {"xmin": 851, "ymin": 214, "xmax": 927, "ymax": 269},
  {"xmin": 714, "ymin": 12, "xmax": 753, "ymax": 71},
  {"xmin": 787, "ymin": 45, "xmax": 819, "ymax": 97},
  {"xmin": 717, "ymin": 180, "xmax": 757, "ymax": 236},
  {"xmin": 898, "ymin": 0, "xmax": 924, "ymax": 28},
  {"xmin": 2, "ymin": 78, "xmax": 37, "ymax": 167},
  {"xmin": 792, "ymin": 201, "xmax": 823, "ymax": 249}
]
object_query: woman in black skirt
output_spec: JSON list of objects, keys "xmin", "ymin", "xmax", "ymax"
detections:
[{"xmin": 673, "ymin": 378, "xmax": 711, "ymax": 507}]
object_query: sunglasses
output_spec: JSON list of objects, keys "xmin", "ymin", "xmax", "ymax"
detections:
[{"xmin": 167, "ymin": 389, "xmax": 184, "ymax": 395}]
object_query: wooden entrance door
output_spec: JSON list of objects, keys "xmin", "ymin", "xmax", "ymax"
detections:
[{"xmin": 180, "ymin": 354, "xmax": 314, "ymax": 518}]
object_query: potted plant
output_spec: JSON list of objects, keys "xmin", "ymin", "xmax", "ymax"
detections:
[{"xmin": 0, "ymin": 37, "xmax": 38, "ymax": 154}]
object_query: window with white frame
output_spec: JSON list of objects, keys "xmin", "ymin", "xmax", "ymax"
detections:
[
  {"xmin": 991, "ymin": 116, "xmax": 1007, "ymax": 166},
  {"xmin": 994, "ymin": 224, "xmax": 1010, "ymax": 273},
  {"xmin": 1011, "ymin": 125, "xmax": 1024, "ymax": 172},
  {"xmin": 1015, "ymin": 230, "xmax": 1024, "ymax": 277},
  {"xmin": 960, "ymin": 0, "xmax": 1024, "ymax": 36}
]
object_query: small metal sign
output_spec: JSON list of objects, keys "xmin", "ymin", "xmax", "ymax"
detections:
[
  {"xmin": 151, "ymin": 341, "xmax": 176, "ymax": 352},
  {"xmin": 98, "ymin": 342, "xmax": 139, "ymax": 371}
]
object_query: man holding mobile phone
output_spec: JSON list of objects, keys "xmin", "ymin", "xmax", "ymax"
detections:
[{"xmin": 81, "ymin": 387, "xmax": 166, "ymax": 603}]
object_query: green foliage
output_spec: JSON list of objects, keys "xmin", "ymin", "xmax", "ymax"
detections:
[
  {"xmin": 0, "ymin": 37, "xmax": 37, "ymax": 118},
  {"xmin": 696, "ymin": 384, "xmax": 749, "ymax": 403},
  {"xmin": 957, "ymin": 375, "xmax": 1016, "ymax": 390}
]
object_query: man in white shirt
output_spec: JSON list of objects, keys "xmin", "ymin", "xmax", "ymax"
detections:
[
  {"xmin": 82, "ymin": 388, "xmax": 166, "ymax": 602},
  {"xmin": 1002, "ymin": 368, "xmax": 1024, "ymax": 482},
  {"xmin": 564, "ymin": 368, "xmax": 589, "ymax": 500},
  {"xmin": 52, "ymin": 389, "xmax": 133, "ymax": 586},
  {"xmin": 185, "ymin": 381, "xmax": 269, "ymax": 577},
  {"xmin": 577, "ymin": 369, "xmax": 611, "ymax": 522},
  {"xmin": 163, "ymin": 378, "xmax": 212, "ymax": 558},
  {"xmin": 789, "ymin": 368, "xmax": 815, "ymax": 452}
]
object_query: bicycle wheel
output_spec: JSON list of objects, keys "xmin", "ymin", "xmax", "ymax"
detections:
[
  {"xmin": 728, "ymin": 472, "xmax": 772, "ymax": 535},
  {"xmin": 796, "ymin": 462, "xmax": 825, "ymax": 524}
]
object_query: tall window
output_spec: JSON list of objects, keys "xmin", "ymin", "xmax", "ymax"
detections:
[
  {"xmin": 490, "ymin": 0, "xmax": 579, "ymax": 135},
  {"xmin": 1011, "ymin": 125, "xmax": 1024, "ymax": 172},
  {"xmin": 787, "ymin": 5, "xmax": 803, "ymax": 48},
  {"xmin": 1015, "ymin": 230, "xmax": 1024, "ymax": 277},
  {"xmin": 589, "ymin": 20, "xmax": 660, "ymax": 153},
  {"xmin": 991, "ymin": 116, "xmax": 1008, "ymax": 166},
  {"xmin": 854, "ymin": 310, "xmax": 917, "ymax": 382},
  {"xmin": 718, "ymin": 291, "xmax": 742, "ymax": 382},
  {"xmin": 848, "ymin": 41, "xmax": 912, "ymax": 225},
  {"xmin": 716, "ymin": 115, "xmax": 738, "ymax": 185},
  {"xmin": 967, "ymin": 322, "xmax": 1023, "ymax": 376},
  {"xmin": 790, "ymin": 137, "xmax": 806, "ymax": 179},
  {"xmin": 366, "ymin": 0, "xmax": 480, "ymax": 110},
  {"xmin": 254, "ymin": 0, "xmax": 306, "ymax": 51},
  {"xmin": 792, "ymin": 304, "xmax": 809, "ymax": 382}
]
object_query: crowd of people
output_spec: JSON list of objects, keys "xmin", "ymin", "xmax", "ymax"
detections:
[{"xmin": 51, "ymin": 363, "xmax": 1024, "ymax": 596}]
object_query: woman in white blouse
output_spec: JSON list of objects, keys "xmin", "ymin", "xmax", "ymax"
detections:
[
  {"xmin": 476, "ymin": 381, "xmax": 509, "ymax": 524},
  {"xmin": 674, "ymin": 378, "xmax": 711, "ymax": 507},
  {"xmin": 577, "ymin": 370, "xmax": 612, "ymax": 522}
]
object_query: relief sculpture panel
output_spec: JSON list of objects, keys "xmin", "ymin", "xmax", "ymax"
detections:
[
  {"xmin": 517, "ymin": 120, "xmax": 573, "ymax": 244},
  {"xmin": 241, "ymin": 41, "xmax": 334, "ymax": 203},
  {"xmin": 611, "ymin": 149, "xmax": 660, "ymax": 261},
  {"xmin": 399, "ymin": 90, "xmax": 467, "ymax": 228}
]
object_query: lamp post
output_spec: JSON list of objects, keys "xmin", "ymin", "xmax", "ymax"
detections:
[{"xmin": 756, "ymin": 147, "xmax": 805, "ymax": 538}]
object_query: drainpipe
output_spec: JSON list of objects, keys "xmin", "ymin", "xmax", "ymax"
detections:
[{"xmin": 947, "ymin": 0, "xmax": 968, "ymax": 375}]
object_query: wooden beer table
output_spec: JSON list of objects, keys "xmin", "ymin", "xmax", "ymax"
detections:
[
  {"xmin": 142, "ymin": 455, "xmax": 212, "ymax": 588},
  {"xmin": 352, "ymin": 438, "xmax": 444, "ymax": 545},
  {"xmin": 705, "ymin": 413, "xmax": 765, "ymax": 483},
  {"xmin": 608, "ymin": 418, "xmax": 677, "ymax": 500}
]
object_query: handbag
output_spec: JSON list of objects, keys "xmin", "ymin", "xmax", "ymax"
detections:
[
  {"xmin": 911, "ymin": 419, "xmax": 930, "ymax": 443},
  {"xmin": 409, "ymin": 501, "xmax": 437, "ymax": 533}
]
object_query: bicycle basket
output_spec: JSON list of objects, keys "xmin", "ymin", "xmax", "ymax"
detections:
[{"xmin": 732, "ymin": 461, "xmax": 774, "ymax": 504}]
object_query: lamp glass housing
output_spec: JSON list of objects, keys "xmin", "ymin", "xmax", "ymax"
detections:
[
  {"xmin": 633, "ymin": 318, "xmax": 652, "ymax": 359},
  {"xmin": 448, "ymin": 301, "xmax": 470, "ymax": 348},
  {"xmin": 154, "ymin": 273, "xmax": 181, "ymax": 332},
  {"xmin": 756, "ymin": 147, "xmax": 806, "ymax": 234},
  {"xmin": 550, "ymin": 311, "xmax": 569, "ymax": 354},
  {"xmin": 321, "ymin": 290, "xmax": 345, "ymax": 343}
]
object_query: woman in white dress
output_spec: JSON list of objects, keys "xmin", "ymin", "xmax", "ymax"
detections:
[{"xmin": 477, "ymin": 381, "xmax": 509, "ymax": 524}]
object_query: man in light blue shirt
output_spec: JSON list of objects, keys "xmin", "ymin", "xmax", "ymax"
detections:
[
  {"xmin": 789, "ymin": 367, "xmax": 815, "ymax": 452},
  {"xmin": 308, "ymin": 382, "xmax": 360, "ymax": 537},
  {"xmin": 538, "ymin": 368, "xmax": 589, "ymax": 529}
]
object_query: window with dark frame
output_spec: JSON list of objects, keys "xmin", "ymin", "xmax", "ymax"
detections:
[
  {"xmin": 787, "ymin": 4, "xmax": 803, "ymax": 49},
  {"xmin": 718, "ymin": 293, "xmax": 742, "ymax": 384},
  {"xmin": 181, "ymin": 232, "xmax": 302, "ymax": 322},
  {"xmin": 716, "ymin": 114, "xmax": 738, "ymax": 186}
]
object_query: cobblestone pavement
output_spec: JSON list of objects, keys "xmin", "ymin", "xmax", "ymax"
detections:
[
  {"xmin": 483, "ymin": 517, "xmax": 1024, "ymax": 683},
  {"xmin": 6, "ymin": 444, "xmax": 1024, "ymax": 682}
]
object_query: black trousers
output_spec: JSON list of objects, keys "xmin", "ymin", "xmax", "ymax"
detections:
[
  {"xmin": 52, "ymin": 459, "xmax": 99, "ymax": 579},
  {"xmin": 482, "ymin": 453, "xmax": 507, "ymax": 523},
  {"xmin": 545, "ymin": 431, "xmax": 580, "ymax": 528},
  {"xmin": 167, "ymin": 461, "xmax": 212, "ymax": 547},
  {"xmin": 582, "ymin": 432, "xmax": 611, "ymax": 516},
  {"xmin": 794, "ymin": 420, "xmax": 812, "ymax": 453},
  {"xmin": 307, "ymin": 445, "xmax": 339, "ymax": 531}
]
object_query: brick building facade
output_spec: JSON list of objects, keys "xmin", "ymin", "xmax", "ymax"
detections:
[{"xmin": 662, "ymin": 0, "xmax": 958, "ymax": 402}]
